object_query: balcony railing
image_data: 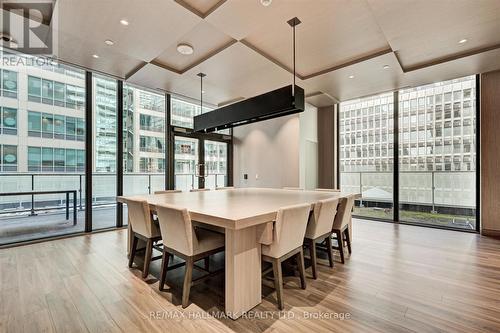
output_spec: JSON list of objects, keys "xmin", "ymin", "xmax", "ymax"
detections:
[
  {"xmin": 341, "ymin": 170, "xmax": 476, "ymax": 211},
  {"xmin": 0, "ymin": 172, "xmax": 227, "ymax": 216}
]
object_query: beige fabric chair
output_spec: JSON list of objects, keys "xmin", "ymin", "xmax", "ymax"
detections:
[
  {"xmin": 190, "ymin": 188, "xmax": 210, "ymax": 192},
  {"xmin": 315, "ymin": 188, "xmax": 341, "ymax": 192},
  {"xmin": 282, "ymin": 187, "xmax": 304, "ymax": 190},
  {"xmin": 215, "ymin": 186, "xmax": 234, "ymax": 190},
  {"xmin": 127, "ymin": 199, "xmax": 162, "ymax": 278},
  {"xmin": 303, "ymin": 198, "xmax": 339, "ymax": 279},
  {"xmin": 154, "ymin": 190, "xmax": 182, "ymax": 194},
  {"xmin": 331, "ymin": 194, "xmax": 356, "ymax": 263},
  {"xmin": 156, "ymin": 203, "xmax": 225, "ymax": 308},
  {"xmin": 262, "ymin": 203, "xmax": 310, "ymax": 310}
]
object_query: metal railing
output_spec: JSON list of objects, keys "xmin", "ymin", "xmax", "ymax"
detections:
[
  {"xmin": 0, "ymin": 172, "xmax": 227, "ymax": 215},
  {"xmin": 340, "ymin": 170, "xmax": 476, "ymax": 212}
]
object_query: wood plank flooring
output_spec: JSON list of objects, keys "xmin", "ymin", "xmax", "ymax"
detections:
[{"xmin": 1, "ymin": 219, "xmax": 500, "ymax": 333}]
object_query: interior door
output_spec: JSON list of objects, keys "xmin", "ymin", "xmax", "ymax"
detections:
[{"xmin": 174, "ymin": 136, "xmax": 200, "ymax": 191}]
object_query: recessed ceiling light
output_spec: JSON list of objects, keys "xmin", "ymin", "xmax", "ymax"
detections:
[
  {"xmin": 202, "ymin": 90, "xmax": 205, "ymax": 94},
  {"xmin": 120, "ymin": 19, "xmax": 129, "ymax": 26},
  {"xmin": 261, "ymin": 0, "xmax": 272, "ymax": 6},
  {"xmin": 348, "ymin": 75, "xmax": 355, "ymax": 79},
  {"xmin": 177, "ymin": 43, "xmax": 194, "ymax": 55},
  {"xmin": 104, "ymin": 39, "xmax": 114, "ymax": 46},
  {"xmin": 383, "ymin": 65, "xmax": 390, "ymax": 70},
  {"xmin": 459, "ymin": 38, "xmax": 467, "ymax": 44},
  {"xmin": 92, "ymin": 54, "xmax": 99, "ymax": 59}
]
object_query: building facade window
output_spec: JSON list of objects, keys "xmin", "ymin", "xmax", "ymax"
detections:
[
  {"xmin": 0, "ymin": 145, "xmax": 18, "ymax": 171},
  {"xmin": 0, "ymin": 107, "xmax": 17, "ymax": 135},
  {"xmin": 27, "ymin": 146, "xmax": 85, "ymax": 172},
  {"xmin": 27, "ymin": 75, "xmax": 85, "ymax": 110},
  {"xmin": 1, "ymin": 69, "xmax": 18, "ymax": 98}
]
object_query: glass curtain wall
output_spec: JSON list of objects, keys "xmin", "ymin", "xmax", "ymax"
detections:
[
  {"xmin": 204, "ymin": 140, "xmax": 228, "ymax": 189},
  {"xmin": 123, "ymin": 85, "xmax": 166, "ymax": 224},
  {"xmin": 339, "ymin": 75, "xmax": 477, "ymax": 231},
  {"xmin": 0, "ymin": 49, "xmax": 86, "ymax": 245},
  {"xmin": 174, "ymin": 136, "xmax": 199, "ymax": 191},
  {"xmin": 398, "ymin": 76, "xmax": 477, "ymax": 230},
  {"xmin": 339, "ymin": 92, "xmax": 394, "ymax": 219},
  {"xmin": 92, "ymin": 74, "xmax": 117, "ymax": 229}
]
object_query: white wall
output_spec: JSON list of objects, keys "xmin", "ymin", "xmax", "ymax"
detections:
[
  {"xmin": 233, "ymin": 103, "xmax": 318, "ymax": 189},
  {"xmin": 299, "ymin": 103, "xmax": 318, "ymax": 189}
]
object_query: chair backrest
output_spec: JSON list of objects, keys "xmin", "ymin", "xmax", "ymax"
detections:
[
  {"xmin": 305, "ymin": 198, "xmax": 339, "ymax": 239},
  {"xmin": 315, "ymin": 188, "xmax": 341, "ymax": 192},
  {"xmin": 155, "ymin": 203, "xmax": 197, "ymax": 256},
  {"xmin": 127, "ymin": 198, "xmax": 157, "ymax": 238},
  {"xmin": 216, "ymin": 186, "xmax": 234, "ymax": 190},
  {"xmin": 282, "ymin": 187, "xmax": 304, "ymax": 190},
  {"xmin": 190, "ymin": 188, "xmax": 210, "ymax": 192},
  {"xmin": 154, "ymin": 190, "xmax": 182, "ymax": 194},
  {"xmin": 266, "ymin": 203, "xmax": 311, "ymax": 258},
  {"xmin": 333, "ymin": 195, "xmax": 356, "ymax": 230}
]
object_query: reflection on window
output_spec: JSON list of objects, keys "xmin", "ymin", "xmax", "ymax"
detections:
[{"xmin": 0, "ymin": 145, "xmax": 18, "ymax": 171}]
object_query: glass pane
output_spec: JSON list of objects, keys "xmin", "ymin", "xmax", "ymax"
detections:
[
  {"xmin": 174, "ymin": 136, "xmax": 199, "ymax": 191},
  {"xmin": 93, "ymin": 74, "xmax": 117, "ymax": 229},
  {"xmin": 0, "ymin": 50, "xmax": 86, "ymax": 246},
  {"xmin": 204, "ymin": 140, "xmax": 227, "ymax": 189},
  {"xmin": 398, "ymin": 75, "xmax": 476, "ymax": 230},
  {"xmin": 339, "ymin": 92, "xmax": 394, "ymax": 219},
  {"xmin": 123, "ymin": 85, "xmax": 167, "ymax": 225}
]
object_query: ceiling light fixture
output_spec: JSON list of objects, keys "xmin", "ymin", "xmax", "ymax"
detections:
[
  {"xmin": 349, "ymin": 75, "xmax": 355, "ymax": 79},
  {"xmin": 383, "ymin": 65, "xmax": 390, "ymax": 70},
  {"xmin": 261, "ymin": 0, "xmax": 272, "ymax": 6},
  {"xmin": 177, "ymin": 43, "xmax": 194, "ymax": 55},
  {"xmin": 120, "ymin": 19, "xmax": 129, "ymax": 26},
  {"xmin": 92, "ymin": 54, "xmax": 99, "ymax": 59},
  {"xmin": 459, "ymin": 38, "xmax": 467, "ymax": 44},
  {"xmin": 104, "ymin": 39, "xmax": 114, "ymax": 46}
]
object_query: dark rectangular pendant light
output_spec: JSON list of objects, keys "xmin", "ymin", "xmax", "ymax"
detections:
[{"xmin": 193, "ymin": 84, "xmax": 305, "ymax": 133}]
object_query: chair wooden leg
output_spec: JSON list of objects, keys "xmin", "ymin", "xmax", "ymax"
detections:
[
  {"xmin": 182, "ymin": 257, "xmax": 194, "ymax": 308},
  {"xmin": 336, "ymin": 230, "xmax": 345, "ymax": 264},
  {"xmin": 272, "ymin": 258, "xmax": 284, "ymax": 310},
  {"xmin": 309, "ymin": 238, "xmax": 318, "ymax": 279},
  {"xmin": 142, "ymin": 239, "xmax": 153, "ymax": 278},
  {"xmin": 128, "ymin": 234, "xmax": 138, "ymax": 268},
  {"xmin": 344, "ymin": 228, "xmax": 352, "ymax": 255},
  {"xmin": 204, "ymin": 256, "xmax": 210, "ymax": 271},
  {"xmin": 296, "ymin": 249, "xmax": 306, "ymax": 290},
  {"xmin": 325, "ymin": 235, "xmax": 334, "ymax": 268},
  {"xmin": 159, "ymin": 250, "xmax": 170, "ymax": 291}
]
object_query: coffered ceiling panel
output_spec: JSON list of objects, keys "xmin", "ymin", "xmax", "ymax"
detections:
[
  {"xmin": 153, "ymin": 21, "xmax": 235, "ymax": 73},
  {"xmin": 303, "ymin": 52, "xmax": 403, "ymax": 102},
  {"xmin": 208, "ymin": 0, "xmax": 390, "ymax": 77},
  {"xmin": 56, "ymin": 0, "xmax": 200, "ymax": 68},
  {"xmin": 174, "ymin": 0, "xmax": 227, "ymax": 18},
  {"xmin": 366, "ymin": 0, "xmax": 500, "ymax": 71}
]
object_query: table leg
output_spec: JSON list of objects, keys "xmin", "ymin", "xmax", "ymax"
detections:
[
  {"xmin": 225, "ymin": 226, "xmax": 261, "ymax": 319},
  {"xmin": 66, "ymin": 192, "xmax": 69, "ymax": 220},
  {"xmin": 73, "ymin": 192, "xmax": 77, "ymax": 225}
]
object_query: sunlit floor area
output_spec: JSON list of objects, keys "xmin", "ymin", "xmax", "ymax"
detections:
[{"xmin": 1, "ymin": 218, "xmax": 499, "ymax": 333}]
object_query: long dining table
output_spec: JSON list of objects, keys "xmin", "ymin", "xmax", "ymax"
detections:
[{"xmin": 117, "ymin": 187, "xmax": 357, "ymax": 319}]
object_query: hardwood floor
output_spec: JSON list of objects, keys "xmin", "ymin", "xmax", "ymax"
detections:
[{"xmin": 1, "ymin": 219, "xmax": 500, "ymax": 333}]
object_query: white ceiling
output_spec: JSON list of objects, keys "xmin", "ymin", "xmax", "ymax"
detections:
[{"xmin": 5, "ymin": 0, "xmax": 500, "ymax": 106}]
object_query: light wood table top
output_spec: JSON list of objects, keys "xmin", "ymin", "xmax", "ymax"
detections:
[{"xmin": 117, "ymin": 187, "xmax": 355, "ymax": 230}]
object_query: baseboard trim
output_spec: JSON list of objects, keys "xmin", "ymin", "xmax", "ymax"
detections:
[{"xmin": 481, "ymin": 228, "xmax": 500, "ymax": 237}]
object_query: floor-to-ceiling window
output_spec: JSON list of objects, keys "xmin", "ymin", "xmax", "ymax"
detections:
[
  {"xmin": 0, "ymin": 50, "xmax": 86, "ymax": 245},
  {"xmin": 339, "ymin": 76, "xmax": 478, "ymax": 231},
  {"xmin": 122, "ymin": 85, "xmax": 166, "ymax": 224},
  {"xmin": 398, "ymin": 76, "xmax": 477, "ymax": 230},
  {"xmin": 339, "ymin": 92, "xmax": 394, "ymax": 219},
  {"xmin": 92, "ymin": 74, "xmax": 117, "ymax": 229}
]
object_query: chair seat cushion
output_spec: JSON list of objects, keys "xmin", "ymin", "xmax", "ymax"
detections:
[{"xmin": 193, "ymin": 228, "xmax": 225, "ymax": 255}]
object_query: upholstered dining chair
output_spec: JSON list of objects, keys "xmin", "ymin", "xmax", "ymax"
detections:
[
  {"xmin": 215, "ymin": 186, "xmax": 234, "ymax": 190},
  {"xmin": 154, "ymin": 190, "xmax": 182, "ymax": 194},
  {"xmin": 331, "ymin": 194, "xmax": 356, "ymax": 264},
  {"xmin": 127, "ymin": 198, "xmax": 162, "ymax": 278},
  {"xmin": 156, "ymin": 203, "xmax": 225, "ymax": 308},
  {"xmin": 315, "ymin": 188, "xmax": 341, "ymax": 192},
  {"xmin": 190, "ymin": 188, "xmax": 210, "ymax": 192},
  {"xmin": 303, "ymin": 198, "xmax": 339, "ymax": 279},
  {"xmin": 262, "ymin": 203, "xmax": 311, "ymax": 310}
]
